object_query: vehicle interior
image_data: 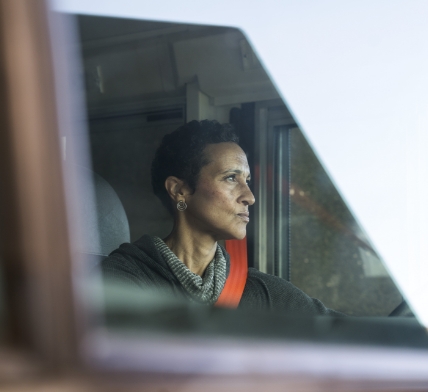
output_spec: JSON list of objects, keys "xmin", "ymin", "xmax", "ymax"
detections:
[{"xmin": 77, "ymin": 14, "xmax": 403, "ymax": 317}]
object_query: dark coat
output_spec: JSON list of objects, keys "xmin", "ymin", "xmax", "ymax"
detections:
[{"xmin": 102, "ymin": 235, "xmax": 343, "ymax": 316}]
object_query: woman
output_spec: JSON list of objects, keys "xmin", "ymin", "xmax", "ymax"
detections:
[{"xmin": 102, "ymin": 120, "xmax": 341, "ymax": 315}]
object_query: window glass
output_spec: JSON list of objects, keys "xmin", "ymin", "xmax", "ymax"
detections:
[
  {"xmin": 252, "ymin": 102, "xmax": 405, "ymax": 316},
  {"xmin": 282, "ymin": 126, "xmax": 402, "ymax": 316},
  {"xmin": 79, "ymin": 15, "xmax": 398, "ymax": 308},
  {"xmin": 58, "ymin": 13, "xmax": 428, "ymax": 362}
]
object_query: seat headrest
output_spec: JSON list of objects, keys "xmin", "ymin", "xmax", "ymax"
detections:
[{"xmin": 75, "ymin": 166, "xmax": 130, "ymax": 257}]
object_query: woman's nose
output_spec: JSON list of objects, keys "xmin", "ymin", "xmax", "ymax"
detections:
[{"xmin": 241, "ymin": 186, "xmax": 255, "ymax": 206}]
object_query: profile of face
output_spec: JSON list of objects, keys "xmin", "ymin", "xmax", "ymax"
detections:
[{"xmin": 181, "ymin": 142, "xmax": 255, "ymax": 241}]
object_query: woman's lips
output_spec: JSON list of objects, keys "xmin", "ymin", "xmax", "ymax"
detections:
[{"xmin": 237, "ymin": 212, "xmax": 250, "ymax": 222}]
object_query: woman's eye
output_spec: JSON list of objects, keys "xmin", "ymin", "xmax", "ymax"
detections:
[{"xmin": 225, "ymin": 174, "xmax": 251, "ymax": 185}]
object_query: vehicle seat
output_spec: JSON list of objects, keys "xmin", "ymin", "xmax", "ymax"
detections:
[{"xmin": 76, "ymin": 166, "xmax": 130, "ymax": 265}]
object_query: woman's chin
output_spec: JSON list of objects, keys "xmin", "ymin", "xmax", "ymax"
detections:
[{"xmin": 223, "ymin": 229, "xmax": 246, "ymax": 241}]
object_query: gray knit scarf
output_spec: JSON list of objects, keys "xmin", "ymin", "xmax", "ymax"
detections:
[{"xmin": 153, "ymin": 236, "xmax": 227, "ymax": 304}]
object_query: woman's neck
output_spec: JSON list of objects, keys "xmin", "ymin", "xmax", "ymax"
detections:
[{"xmin": 163, "ymin": 226, "xmax": 217, "ymax": 276}]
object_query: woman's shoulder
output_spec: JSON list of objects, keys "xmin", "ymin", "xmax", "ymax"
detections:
[
  {"xmin": 103, "ymin": 235, "xmax": 156, "ymax": 268},
  {"xmin": 242, "ymin": 268, "xmax": 344, "ymax": 316},
  {"xmin": 101, "ymin": 234, "xmax": 176, "ymax": 286}
]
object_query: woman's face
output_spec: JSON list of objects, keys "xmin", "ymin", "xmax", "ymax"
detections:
[{"xmin": 183, "ymin": 142, "xmax": 255, "ymax": 241}]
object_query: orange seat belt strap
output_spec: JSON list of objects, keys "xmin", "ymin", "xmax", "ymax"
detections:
[{"xmin": 215, "ymin": 237, "xmax": 248, "ymax": 308}]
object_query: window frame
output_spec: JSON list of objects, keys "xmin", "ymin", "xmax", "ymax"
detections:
[{"xmin": 0, "ymin": 2, "xmax": 427, "ymax": 389}]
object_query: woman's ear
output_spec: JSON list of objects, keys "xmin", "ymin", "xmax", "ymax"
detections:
[{"xmin": 164, "ymin": 176, "xmax": 189, "ymax": 201}]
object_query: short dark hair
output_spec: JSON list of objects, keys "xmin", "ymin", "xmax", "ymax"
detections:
[{"xmin": 151, "ymin": 120, "xmax": 239, "ymax": 214}]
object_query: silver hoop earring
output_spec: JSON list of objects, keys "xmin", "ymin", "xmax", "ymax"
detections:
[{"xmin": 177, "ymin": 200, "xmax": 187, "ymax": 211}]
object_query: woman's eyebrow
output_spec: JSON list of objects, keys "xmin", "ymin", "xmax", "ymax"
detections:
[
  {"xmin": 220, "ymin": 169, "xmax": 251, "ymax": 177},
  {"xmin": 220, "ymin": 169, "xmax": 241, "ymax": 174}
]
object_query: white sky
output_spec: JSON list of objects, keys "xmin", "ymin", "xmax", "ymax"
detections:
[{"xmin": 52, "ymin": 0, "xmax": 428, "ymax": 325}]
